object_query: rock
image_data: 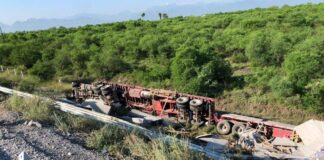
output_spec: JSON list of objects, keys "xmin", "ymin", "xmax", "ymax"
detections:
[
  {"xmin": 0, "ymin": 131, "xmax": 3, "ymax": 140},
  {"xmin": 67, "ymin": 152, "xmax": 72, "ymax": 156},
  {"xmin": 23, "ymin": 121, "xmax": 28, "ymax": 125}
]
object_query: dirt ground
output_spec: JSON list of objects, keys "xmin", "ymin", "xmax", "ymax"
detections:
[{"xmin": 0, "ymin": 103, "xmax": 111, "ymax": 160}]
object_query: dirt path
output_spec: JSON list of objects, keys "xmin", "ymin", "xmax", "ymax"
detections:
[{"xmin": 0, "ymin": 106, "xmax": 110, "ymax": 160}]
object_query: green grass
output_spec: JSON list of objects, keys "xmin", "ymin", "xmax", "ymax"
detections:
[
  {"xmin": 86, "ymin": 124, "xmax": 130, "ymax": 156},
  {"xmin": 6, "ymin": 94, "xmax": 53, "ymax": 122},
  {"xmin": 5, "ymin": 95, "xmax": 102, "ymax": 133},
  {"xmin": 86, "ymin": 124, "xmax": 208, "ymax": 160},
  {"xmin": 127, "ymin": 136, "xmax": 207, "ymax": 160}
]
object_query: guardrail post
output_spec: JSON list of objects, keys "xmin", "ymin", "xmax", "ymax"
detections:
[
  {"xmin": 14, "ymin": 69, "xmax": 17, "ymax": 76},
  {"xmin": 0, "ymin": 65, "xmax": 3, "ymax": 72}
]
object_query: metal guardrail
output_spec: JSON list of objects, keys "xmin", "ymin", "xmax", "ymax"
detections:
[{"xmin": 0, "ymin": 85, "xmax": 224, "ymax": 159}]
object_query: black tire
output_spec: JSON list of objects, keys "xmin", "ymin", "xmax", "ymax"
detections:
[
  {"xmin": 217, "ymin": 120, "xmax": 231, "ymax": 135},
  {"xmin": 232, "ymin": 123, "xmax": 246, "ymax": 135}
]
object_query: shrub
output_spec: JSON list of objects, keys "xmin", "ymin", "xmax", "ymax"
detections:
[
  {"xmin": 269, "ymin": 76, "xmax": 294, "ymax": 97},
  {"xmin": 86, "ymin": 125, "xmax": 129, "ymax": 154},
  {"xmin": 171, "ymin": 46, "xmax": 232, "ymax": 95},
  {"xmin": 128, "ymin": 136, "xmax": 206, "ymax": 160},
  {"xmin": 231, "ymin": 53, "xmax": 248, "ymax": 63},
  {"xmin": 16, "ymin": 76, "xmax": 40, "ymax": 92},
  {"xmin": 6, "ymin": 95, "xmax": 53, "ymax": 123},
  {"xmin": 29, "ymin": 60, "xmax": 55, "ymax": 80},
  {"xmin": 302, "ymin": 80, "xmax": 324, "ymax": 113},
  {"xmin": 284, "ymin": 51, "xmax": 322, "ymax": 92},
  {"xmin": 53, "ymin": 111, "xmax": 103, "ymax": 133}
]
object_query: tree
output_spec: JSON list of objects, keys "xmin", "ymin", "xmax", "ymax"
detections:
[
  {"xmin": 29, "ymin": 60, "xmax": 55, "ymax": 80},
  {"xmin": 284, "ymin": 50, "xmax": 322, "ymax": 92},
  {"xmin": 88, "ymin": 52, "xmax": 130, "ymax": 79},
  {"xmin": 171, "ymin": 46, "xmax": 232, "ymax": 95},
  {"xmin": 284, "ymin": 33, "xmax": 323, "ymax": 92},
  {"xmin": 141, "ymin": 13, "xmax": 146, "ymax": 19},
  {"xmin": 0, "ymin": 44, "xmax": 14, "ymax": 65},
  {"xmin": 302, "ymin": 80, "xmax": 324, "ymax": 113},
  {"xmin": 246, "ymin": 31, "xmax": 290, "ymax": 66},
  {"xmin": 162, "ymin": 13, "xmax": 169, "ymax": 19},
  {"xmin": 9, "ymin": 44, "xmax": 42, "ymax": 68}
]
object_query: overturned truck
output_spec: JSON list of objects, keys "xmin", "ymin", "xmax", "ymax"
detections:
[{"xmin": 69, "ymin": 80, "xmax": 296, "ymax": 140}]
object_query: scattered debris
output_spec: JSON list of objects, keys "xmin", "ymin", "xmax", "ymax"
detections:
[
  {"xmin": 2, "ymin": 84, "xmax": 324, "ymax": 159},
  {"xmin": 26, "ymin": 120, "xmax": 42, "ymax": 128},
  {"xmin": 272, "ymin": 137, "xmax": 296, "ymax": 147},
  {"xmin": 271, "ymin": 137, "xmax": 297, "ymax": 154},
  {"xmin": 18, "ymin": 151, "xmax": 30, "ymax": 160},
  {"xmin": 294, "ymin": 119, "xmax": 324, "ymax": 157},
  {"xmin": 196, "ymin": 134, "xmax": 228, "ymax": 152},
  {"xmin": 313, "ymin": 145, "xmax": 324, "ymax": 159},
  {"xmin": 131, "ymin": 118, "xmax": 145, "ymax": 125}
]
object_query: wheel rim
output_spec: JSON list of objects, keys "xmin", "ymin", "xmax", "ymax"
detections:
[
  {"xmin": 238, "ymin": 128, "xmax": 243, "ymax": 134},
  {"xmin": 222, "ymin": 125, "xmax": 228, "ymax": 131}
]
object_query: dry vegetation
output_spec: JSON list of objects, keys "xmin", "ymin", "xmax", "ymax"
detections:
[
  {"xmin": 3, "ymin": 95, "xmax": 209, "ymax": 159},
  {"xmin": 217, "ymin": 88, "xmax": 324, "ymax": 125}
]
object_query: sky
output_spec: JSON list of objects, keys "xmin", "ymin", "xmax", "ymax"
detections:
[
  {"xmin": 0, "ymin": 0, "xmax": 237, "ymax": 25},
  {"xmin": 0, "ymin": 0, "xmax": 322, "ymax": 25}
]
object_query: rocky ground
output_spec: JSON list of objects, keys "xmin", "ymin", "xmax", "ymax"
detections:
[{"xmin": 0, "ymin": 104, "xmax": 111, "ymax": 160}]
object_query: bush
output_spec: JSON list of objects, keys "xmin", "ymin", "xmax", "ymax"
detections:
[
  {"xmin": 284, "ymin": 51, "xmax": 322, "ymax": 91},
  {"xmin": 128, "ymin": 136, "xmax": 206, "ymax": 160},
  {"xmin": 53, "ymin": 111, "xmax": 102, "ymax": 133},
  {"xmin": 16, "ymin": 76, "xmax": 40, "ymax": 92},
  {"xmin": 231, "ymin": 53, "xmax": 248, "ymax": 63},
  {"xmin": 246, "ymin": 31, "xmax": 290, "ymax": 67},
  {"xmin": 86, "ymin": 125, "xmax": 129, "ymax": 154},
  {"xmin": 302, "ymin": 80, "xmax": 324, "ymax": 113},
  {"xmin": 6, "ymin": 95, "xmax": 53, "ymax": 123},
  {"xmin": 269, "ymin": 76, "xmax": 294, "ymax": 97},
  {"xmin": 29, "ymin": 60, "xmax": 55, "ymax": 80},
  {"xmin": 171, "ymin": 46, "xmax": 232, "ymax": 95}
]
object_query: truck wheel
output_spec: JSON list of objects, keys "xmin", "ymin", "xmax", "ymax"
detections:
[
  {"xmin": 176, "ymin": 103, "xmax": 187, "ymax": 109},
  {"xmin": 217, "ymin": 120, "xmax": 231, "ymax": 135},
  {"xmin": 176, "ymin": 97, "xmax": 189, "ymax": 109},
  {"xmin": 232, "ymin": 123, "xmax": 246, "ymax": 135},
  {"xmin": 176, "ymin": 97, "xmax": 189, "ymax": 104}
]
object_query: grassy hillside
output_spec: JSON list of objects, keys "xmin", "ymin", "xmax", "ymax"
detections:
[{"xmin": 0, "ymin": 3, "xmax": 323, "ymax": 123}]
